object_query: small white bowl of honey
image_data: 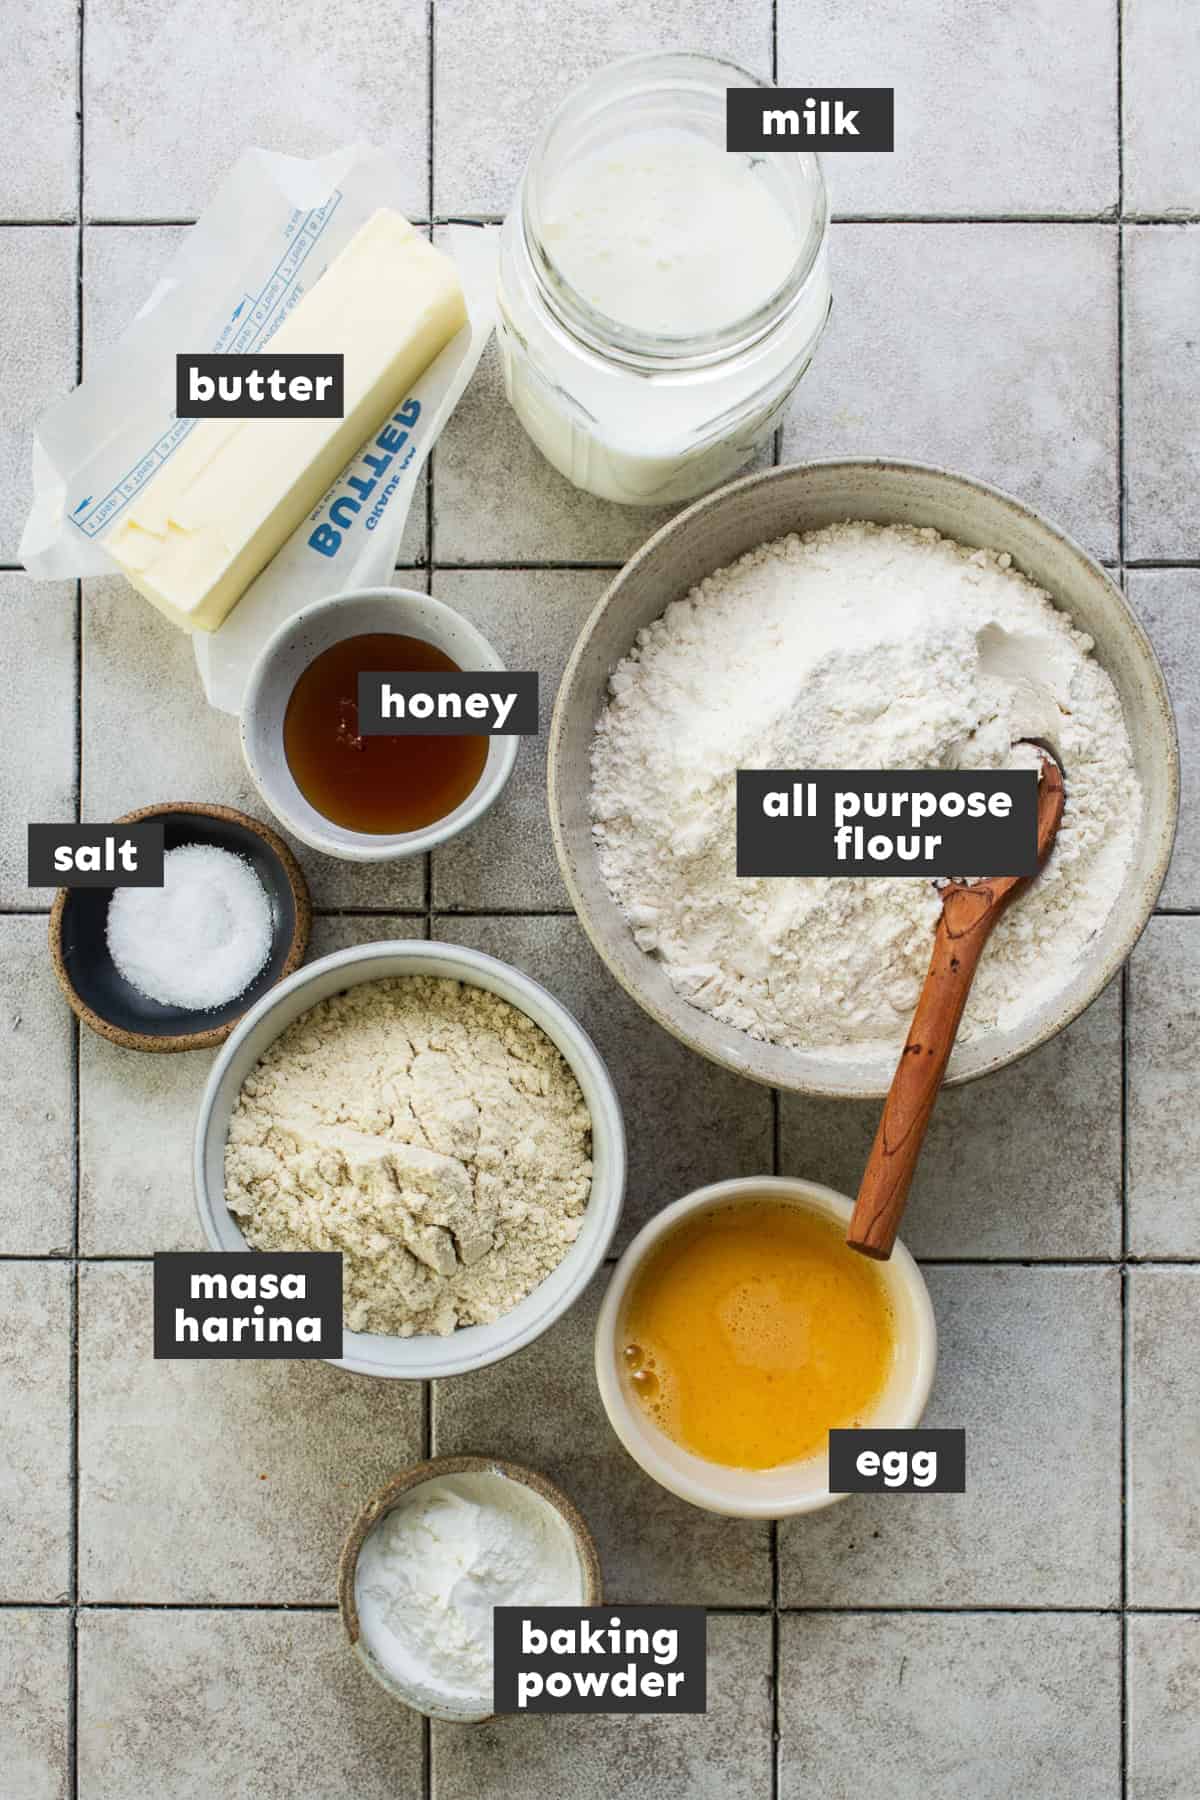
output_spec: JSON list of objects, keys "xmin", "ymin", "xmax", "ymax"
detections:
[
  {"xmin": 595, "ymin": 1175, "xmax": 937, "ymax": 1518},
  {"xmin": 241, "ymin": 587, "xmax": 519, "ymax": 861}
]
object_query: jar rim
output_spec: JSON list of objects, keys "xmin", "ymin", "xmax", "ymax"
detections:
[{"xmin": 519, "ymin": 51, "xmax": 830, "ymax": 368}]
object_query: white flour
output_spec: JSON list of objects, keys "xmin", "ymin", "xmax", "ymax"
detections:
[
  {"xmin": 591, "ymin": 523, "xmax": 1142, "ymax": 1053},
  {"xmin": 224, "ymin": 977, "xmax": 592, "ymax": 1335},
  {"xmin": 355, "ymin": 1471, "xmax": 583, "ymax": 1711}
]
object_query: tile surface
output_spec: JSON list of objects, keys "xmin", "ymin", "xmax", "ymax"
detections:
[
  {"xmin": 0, "ymin": 575, "xmax": 76, "ymax": 907},
  {"xmin": 78, "ymin": 1609, "xmax": 422, "ymax": 1800},
  {"xmin": 0, "ymin": 1262, "xmax": 72, "ymax": 1601},
  {"xmin": 1123, "ymin": 0, "xmax": 1200, "ymax": 215},
  {"xmin": 5, "ymin": 3, "xmax": 1200, "ymax": 1789},
  {"xmin": 779, "ymin": 1613, "xmax": 1121, "ymax": 1800},
  {"xmin": 1127, "ymin": 1614, "xmax": 1200, "ymax": 1800},
  {"xmin": 432, "ymin": 1614, "xmax": 771, "ymax": 1800},
  {"xmin": 778, "ymin": 0, "xmax": 1118, "ymax": 217},
  {"xmin": 79, "ymin": 1034, "xmax": 210, "ymax": 1255},
  {"xmin": 434, "ymin": 0, "xmax": 772, "ymax": 216},
  {"xmin": 78, "ymin": 1262, "xmax": 423, "ymax": 1602},
  {"xmin": 437, "ymin": 915, "xmax": 774, "ymax": 1246},
  {"xmin": 2, "ymin": 2, "xmax": 77, "ymax": 220},
  {"xmin": 1124, "ymin": 225, "xmax": 1200, "ymax": 560},
  {"xmin": 1128, "ymin": 572, "xmax": 1199, "ymax": 913},
  {"xmin": 1128, "ymin": 918, "xmax": 1200, "ymax": 1257},
  {"xmin": 780, "ymin": 979, "xmax": 1122, "ymax": 1259},
  {"xmin": 779, "ymin": 1266, "xmax": 1121, "ymax": 1606},
  {"xmin": 782, "ymin": 222, "xmax": 1119, "ymax": 559},
  {"xmin": 0, "ymin": 921, "xmax": 74, "ymax": 1256},
  {"xmin": 0, "ymin": 227, "xmax": 76, "ymax": 562},
  {"xmin": 84, "ymin": 0, "xmax": 429, "ymax": 220},
  {"xmin": 0, "ymin": 1611, "xmax": 70, "ymax": 1800},
  {"xmin": 1128, "ymin": 1268, "xmax": 1200, "ymax": 1607},
  {"xmin": 431, "ymin": 567, "xmax": 607, "ymax": 909},
  {"xmin": 434, "ymin": 1273, "xmax": 772, "ymax": 1605}
]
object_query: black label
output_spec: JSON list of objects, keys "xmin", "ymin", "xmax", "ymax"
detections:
[
  {"xmin": 736, "ymin": 770, "xmax": 1038, "ymax": 878},
  {"xmin": 176, "ymin": 354, "xmax": 344, "ymax": 419},
  {"xmin": 493, "ymin": 1607, "xmax": 706, "ymax": 1714},
  {"xmin": 356, "ymin": 671, "xmax": 539, "ymax": 736},
  {"xmin": 829, "ymin": 1429, "xmax": 966, "ymax": 1493},
  {"xmin": 727, "ymin": 87, "xmax": 894, "ymax": 153},
  {"xmin": 152, "ymin": 1254, "xmax": 343, "ymax": 1359},
  {"xmin": 29, "ymin": 821, "xmax": 164, "ymax": 888}
]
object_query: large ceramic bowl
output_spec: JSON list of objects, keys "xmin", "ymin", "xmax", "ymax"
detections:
[
  {"xmin": 549, "ymin": 459, "xmax": 1179, "ymax": 1099},
  {"xmin": 194, "ymin": 941, "xmax": 625, "ymax": 1377}
]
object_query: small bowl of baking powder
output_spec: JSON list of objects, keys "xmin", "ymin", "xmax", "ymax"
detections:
[{"xmin": 338, "ymin": 1454, "xmax": 602, "ymax": 1722}]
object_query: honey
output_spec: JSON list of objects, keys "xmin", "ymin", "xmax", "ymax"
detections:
[
  {"xmin": 622, "ymin": 1198, "xmax": 896, "ymax": 1470},
  {"xmin": 283, "ymin": 633, "xmax": 487, "ymax": 834}
]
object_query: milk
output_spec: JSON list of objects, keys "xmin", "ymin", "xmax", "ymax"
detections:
[
  {"xmin": 539, "ymin": 130, "xmax": 802, "ymax": 338},
  {"xmin": 498, "ymin": 80, "xmax": 832, "ymax": 507}
]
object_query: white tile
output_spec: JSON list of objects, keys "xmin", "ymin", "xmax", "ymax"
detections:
[
  {"xmin": 1125, "ymin": 225, "xmax": 1200, "ymax": 560},
  {"xmin": 2, "ymin": 1, "xmax": 78, "ymax": 220},
  {"xmin": 78, "ymin": 1609, "xmax": 422, "ymax": 1799},
  {"xmin": 434, "ymin": 0, "xmax": 772, "ymax": 216},
  {"xmin": 781, "ymin": 223, "xmax": 1119, "ymax": 561},
  {"xmin": 0, "ymin": 1263, "xmax": 72, "ymax": 1601},
  {"xmin": 780, "ymin": 979, "xmax": 1122, "ymax": 1260},
  {"xmin": 779, "ymin": 1614, "xmax": 1120, "ymax": 1800},
  {"xmin": 1128, "ymin": 918, "xmax": 1200, "ymax": 1257},
  {"xmin": 0, "ymin": 921, "xmax": 74, "ymax": 1257},
  {"xmin": 1128, "ymin": 1268, "xmax": 1200, "ymax": 1606},
  {"xmin": 84, "ymin": 0, "xmax": 428, "ymax": 220},
  {"xmin": 0, "ymin": 228, "xmax": 76, "ymax": 561},
  {"xmin": 1128, "ymin": 1614, "xmax": 1200, "ymax": 1800},
  {"xmin": 80, "ymin": 573, "xmax": 426, "ymax": 910},
  {"xmin": 1128, "ymin": 572, "xmax": 1200, "ymax": 910},
  {"xmin": 0, "ymin": 574, "xmax": 75, "ymax": 908},
  {"xmin": 433, "ymin": 1615, "xmax": 771, "ymax": 1800},
  {"xmin": 79, "ymin": 1034, "xmax": 210, "ymax": 1255},
  {"xmin": 430, "ymin": 567, "xmax": 609, "ymax": 909},
  {"xmin": 1123, "ymin": 0, "xmax": 1200, "ymax": 215},
  {"xmin": 779, "ymin": 0, "xmax": 1117, "ymax": 217},
  {"xmin": 779, "ymin": 1266, "xmax": 1121, "ymax": 1605},
  {"xmin": 0, "ymin": 1611, "xmax": 69, "ymax": 1800},
  {"xmin": 78, "ymin": 1263, "xmax": 423, "ymax": 1603}
]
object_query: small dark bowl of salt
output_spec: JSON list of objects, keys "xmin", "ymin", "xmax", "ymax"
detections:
[{"xmin": 49, "ymin": 803, "xmax": 311, "ymax": 1053}]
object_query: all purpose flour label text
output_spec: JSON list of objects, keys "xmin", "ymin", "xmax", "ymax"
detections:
[{"xmin": 736, "ymin": 769, "xmax": 1040, "ymax": 878}]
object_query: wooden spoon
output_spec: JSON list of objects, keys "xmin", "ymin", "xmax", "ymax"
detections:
[{"xmin": 846, "ymin": 747, "xmax": 1066, "ymax": 1260}]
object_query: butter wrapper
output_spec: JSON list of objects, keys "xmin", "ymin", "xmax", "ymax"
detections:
[{"xmin": 19, "ymin": 143, "xmax": 497, "ymax": 715}]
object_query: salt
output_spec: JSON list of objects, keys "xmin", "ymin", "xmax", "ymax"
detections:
[{"xmin": 106, "ymin": 843, "xmax": 273, "ymax": 1011}]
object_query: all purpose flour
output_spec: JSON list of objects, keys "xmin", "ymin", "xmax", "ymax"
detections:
[{"xmin": 590, "ymin": 523, "xmax": 1142, "ymax": 1054}]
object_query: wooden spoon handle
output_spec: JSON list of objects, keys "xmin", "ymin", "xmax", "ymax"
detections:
[{"xmin": 847, "ymin": 886, "xmax": 1000, "ymax": 1260}]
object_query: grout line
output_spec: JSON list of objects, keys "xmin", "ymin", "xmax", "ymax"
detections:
[
  {"xmin": 425, "ymin": 9, "xmax": 436, "ymax": 1792},
  {"xmin": 20, "ymin": 213, "xmax": 1200, "ymax": 231},
  {"xmin": 6, "ymin": 1599, "xmax": 1197, "ymax": 1616},
  {"xmin": 70, "ymin": 5, "xmax": 84, "ymax": 1789}
]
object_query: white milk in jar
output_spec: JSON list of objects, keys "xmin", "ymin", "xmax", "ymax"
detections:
[{"xmin": 498, "ymin": 53, "xmax": 831, "ymax": 506}]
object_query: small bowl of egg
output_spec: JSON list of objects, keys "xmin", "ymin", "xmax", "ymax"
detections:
[
  {"xmin": 241, "ymin": 586, "xmax": 519, "ymax": 862},
  {"xmin": 595, "ymin": 1175, "xmax": 937, "ymax": 1518}
]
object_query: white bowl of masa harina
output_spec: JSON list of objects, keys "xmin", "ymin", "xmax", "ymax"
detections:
[{"xmin": 193, "ymin": 940, "xmax": 625, "ymax": 1377}]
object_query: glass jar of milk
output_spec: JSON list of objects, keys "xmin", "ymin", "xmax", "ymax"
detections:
[{"xmin": 498, "ymin": 52, "xmax": 831, "ymax": 507}]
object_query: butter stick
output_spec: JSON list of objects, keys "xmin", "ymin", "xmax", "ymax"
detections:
[{"xmin": 106, "ymin": 210, "xmax": 466, "ymax": 633}]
